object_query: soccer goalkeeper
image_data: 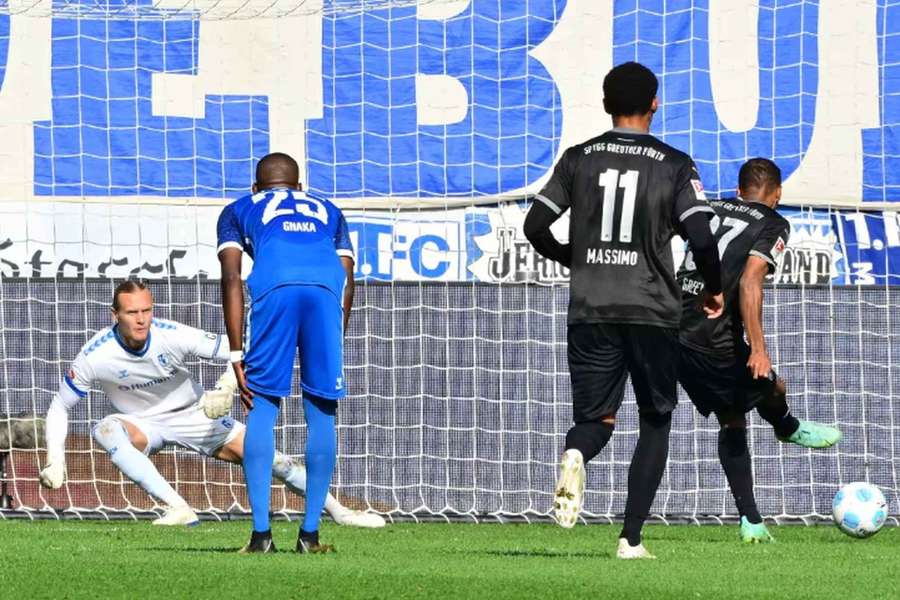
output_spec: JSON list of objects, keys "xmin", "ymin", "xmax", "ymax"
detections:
[{"xmin": 39, "ymin": 280, "xmax": 384, "ymax": 530}]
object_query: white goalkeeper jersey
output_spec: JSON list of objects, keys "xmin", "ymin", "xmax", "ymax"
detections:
[{"xmin": 59, "ymin": 318, "xmax": 230, "ymax": 417}]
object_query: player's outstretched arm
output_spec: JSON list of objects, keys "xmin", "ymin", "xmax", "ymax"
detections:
[
  {"xmin": 218, "ymin": 247, "xmax": 253, "ymax": 409},
  {"xmin": 39, "ymin": 384, "xmax": 81, "ymax": 488},
  {"xmin": 740, "ymin": 256, "xmax": 771, "ymax": 379}
]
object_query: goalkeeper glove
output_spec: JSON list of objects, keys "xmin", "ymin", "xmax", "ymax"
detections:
[
  {"xmin": 39, "ymin": 455, "xmax": 65, "ymax": 489},
  {"xmin": 199, "ymin": 368, "xmax": 238, "ymax": 419}
]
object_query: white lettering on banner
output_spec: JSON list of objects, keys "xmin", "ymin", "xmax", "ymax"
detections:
[
  {"xmin": 345, "ymin": 212, "xmax": 466, "ymax": 281},
  {"xmin": 884, "ymin": 212, "xmax": 900, "ymax": 247},
  {"xmin": 467, "ymin": 204, "xmax": 570, "ymax": 283}
]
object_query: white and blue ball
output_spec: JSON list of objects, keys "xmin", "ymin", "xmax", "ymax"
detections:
[{"xmin": 832, "ymin": 482, "xmax": 888, "ymax": 538}]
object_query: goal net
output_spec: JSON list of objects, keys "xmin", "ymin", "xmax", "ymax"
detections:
[{"xmin": 0, "ymin": 0, "xmax": 898, "ymax": 524}]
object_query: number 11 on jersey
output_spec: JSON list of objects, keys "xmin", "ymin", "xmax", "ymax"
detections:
[{"xmin": 598, "ymin": 169, "xmax": 639, "ymax": 243}]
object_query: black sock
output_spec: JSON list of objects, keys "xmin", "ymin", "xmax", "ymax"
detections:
[
  {"xmin": 718, "ymin": 427, "xmax": 762, "ymax": 524},
  {"xmin": 565, "ymin": 421, "xmax": 614, "ymax": 463},
  {"xmin": 757, "ymin": 402, "xmax": 800, "ymax": 439},
  {"xmin": 620, "ymin": 412, "xmax": 671, "ymax": 546}
]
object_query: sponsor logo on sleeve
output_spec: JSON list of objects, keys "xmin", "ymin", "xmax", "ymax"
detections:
[
  {"xmin": 690, "ymin": 179, "xmax": 707, "ymax": 201},
  {"xmin": 771, "ymin": 236, "xmax": 787, "ymax": 261}
]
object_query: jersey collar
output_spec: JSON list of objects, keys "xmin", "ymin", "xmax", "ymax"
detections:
[
  {"xmin": 609, "ymin": 126, "xmax": 650, "ymax": 135},
  {"xmin": 112, "ymin": 324, "xmax": 151, "ymax": 357}
]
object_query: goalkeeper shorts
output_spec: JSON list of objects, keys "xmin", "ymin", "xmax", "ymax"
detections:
[
  {"xmin": 245, "ymin": 283, "xmax": 345, "ymax": 400},
  {"xmin": 114, "ymin": 405, "xmax": 244, "ymax": 456}
]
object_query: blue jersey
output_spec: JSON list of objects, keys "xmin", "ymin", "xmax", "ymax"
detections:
[{"xmin": 216, "ymin": 188, "xmax": 354, "ymax": 301}]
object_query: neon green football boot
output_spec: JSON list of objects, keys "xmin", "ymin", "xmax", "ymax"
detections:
[
  {"xmin": 778, "ymin": 421, "xmax": 842, "ymax": 449},
  {"xmin": 740, "ymin": 517, "xmax": 775, "ymax": 544}
]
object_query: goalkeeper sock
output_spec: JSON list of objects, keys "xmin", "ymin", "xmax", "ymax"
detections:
[
  {"xmin": 91, "ymin": 418, "xmax": 185, "ymax": 507},
  {"xmin": 718, "ymin": 427, "xmax": 762, "ymax": 524},
  {"xmin": 301, "ymin": 393, "xmax": 337, "ymax": 535},
  {"xmin": 564, "ymin": 421, "xmax": 614, "ymax": 463},
  {"xmin": 272, "ymin": 452, "xmax": 347, "ymax": 518},
  {"xmin": 757, "ymin": 401, "xmax": 800, "ymax": 439},
  {"xmin": 620, "ymin": 412, "xmax": 671, "ymax": 546},
  {"xmin": 244, "ymin": 393, "xmax": 281, "ymax": 533}
]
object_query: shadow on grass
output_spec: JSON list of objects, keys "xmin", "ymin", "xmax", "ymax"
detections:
[
  {"xmin": 140, "ymin": 547, "xmax": 244, "ymax": 554},
  {"xmin": 453, "ymin": 548, "xmax": 612, "ymax": 559}
]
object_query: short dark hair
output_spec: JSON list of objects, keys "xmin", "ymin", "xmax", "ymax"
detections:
[
  {"xmin": 112, "ymin": 280, "xmax": 151, "ymax": 311},
  {"xmin": 603, "ymin": 62, "xmax": 658, "ymax": 117},
  {"xmin": 738, "ymin": 158, "xmax": 782, "ymax": 195},
  {"xmin": 255, "ymin": 152, "xmax": 299, "ymax": 185}
]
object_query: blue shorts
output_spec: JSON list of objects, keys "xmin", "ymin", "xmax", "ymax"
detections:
[{"xmin": 245, "ymin": 284, "xmax": 345, "ymax": 400}]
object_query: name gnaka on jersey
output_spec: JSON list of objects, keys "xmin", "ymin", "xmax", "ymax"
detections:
[
  {"xmin": 283, "ymin": 221, "xmax": 317, "ymax": 232},
  {"xmin": 585, "ymin": 247, "xmax": 639, "ymax": 266}
]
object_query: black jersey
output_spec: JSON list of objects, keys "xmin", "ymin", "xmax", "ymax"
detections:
[
  {"xmin": 538, "ymin": 129, "xmax": 713, "ymax": 327},
  {"xmin": 677, "ymin": 198, "xmax": 790, "ymax": 357}
]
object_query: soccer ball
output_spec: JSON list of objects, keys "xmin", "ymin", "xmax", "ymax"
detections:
[{"xmin": 832, "ymin": 482, "xmax": 888, "ymax": 538}]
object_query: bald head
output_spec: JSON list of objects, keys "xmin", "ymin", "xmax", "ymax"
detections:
[{"xmin": 254, "ymin": 152, "xmax": 300, "ymax": 190}]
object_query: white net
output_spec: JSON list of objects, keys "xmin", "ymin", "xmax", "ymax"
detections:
[{"xmin": 1, "ymin": 0, "xmax": 899, "ymax": 524}]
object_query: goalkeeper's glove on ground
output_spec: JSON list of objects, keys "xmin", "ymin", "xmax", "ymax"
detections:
[{"xmin": 39, "ymin": 453, "xmax": 65, "ymax": 489}]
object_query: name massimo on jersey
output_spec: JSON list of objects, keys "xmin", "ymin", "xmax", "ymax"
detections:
[{"xmin": 585, "ymin": 247, "xmax": 639, "ymax": 266}]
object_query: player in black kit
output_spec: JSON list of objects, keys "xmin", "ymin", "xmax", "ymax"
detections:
[
  {"xmin": 524, "ymin": 62, "xmax": 725, "ymax": 559},
  {"xmin": 677, "ymin": 158, "xmax": 841, "ymax": 543}
]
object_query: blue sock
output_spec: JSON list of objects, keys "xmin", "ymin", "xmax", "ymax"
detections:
[
  {"xmin": 243, "ymin": 393, "xmax": 280, "ymax": 533},
  {"xmin": 301, "ymin": 394, "xmax": 337, "ymax": 535}
]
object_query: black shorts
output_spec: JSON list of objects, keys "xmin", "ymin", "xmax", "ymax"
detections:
[
  {"xmin": 568, "ymin": 323, "xmax": 678, "ymax": 422},
  {"xmin": 678, "ymin": 343, "xmax": 777, "ymax": 418}
]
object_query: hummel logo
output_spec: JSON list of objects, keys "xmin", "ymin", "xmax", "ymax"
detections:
[{"xmin": 117, "ymin": 369, "xmax": 129, "ymax": 379}]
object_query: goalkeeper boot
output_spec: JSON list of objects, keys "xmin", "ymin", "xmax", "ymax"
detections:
[
  {"xmin": 239, "ymin": 530, "xmax": 276, "ymax": 554},
  {"xmin": 553, "ymin": 449, "xmax": 585, "ymax": 529},
  {"xmin": 616, "ymin": 538, "xmax": 656, "ymax": 560},
  {"xmin": 331, "ymin": 507, "xmax": 387, "ymax": 528},
  {"xmin": 152, "ymin": 504, "xmax": 200, "ymax": 527},
  {"xmin": 740, "ymin": 516, "xmax": 775, "ymax": 544},
  {"xmin": 777, "ymin": 421, "xmax": 842, "ymax": 449},
  {"xmin": 296, "ymin": 529, "xmax": 335, "ymax": 554}
]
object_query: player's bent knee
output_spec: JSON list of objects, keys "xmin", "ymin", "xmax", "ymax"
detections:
[
  {"xmin": 213, "ymin": 431, "xmax": 245, "ymax": 464},
  {"xmin": 92, "ymin": 418, "xmax": 131, "ymax": 453}
]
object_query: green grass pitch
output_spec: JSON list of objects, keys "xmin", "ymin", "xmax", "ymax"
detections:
[{"xmin": 1, "ymin": 520, "xmax": 897, "ymax": 599}]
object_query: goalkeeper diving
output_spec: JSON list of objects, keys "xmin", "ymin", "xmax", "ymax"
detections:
[{"xmin": 38, "ymin": 280, "xmax": 384, "ymax": 528}]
